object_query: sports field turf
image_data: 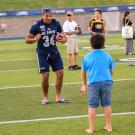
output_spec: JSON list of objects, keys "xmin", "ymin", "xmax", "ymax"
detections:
[
  {"xmin": 0, "ymin": 0, "xmax": 134, "ymax": 10},
  {"xmin": 0, "ymin": 34, "xmax": 135, "ymax": 135}
]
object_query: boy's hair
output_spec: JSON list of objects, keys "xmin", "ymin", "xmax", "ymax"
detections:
[
  {"xmin": 95, "ymin": 8, "xmax": 102, "ymax": 14},
  {"xmin": 90, "ymin": 34, "xmax": 105, "ymax": 49}
]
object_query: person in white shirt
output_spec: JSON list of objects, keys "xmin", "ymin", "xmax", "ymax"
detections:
[{"xmin": 63, "ymin": 11, "xmax": 82, "ymax": 70}]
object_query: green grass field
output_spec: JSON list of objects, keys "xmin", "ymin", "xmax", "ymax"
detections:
[
  {"xmin": 0, "ymin": 0, "xmax": 134, "ymax": 10},
  {"xmin": 0, "ymin": 34, "xmax": 135, "ymax": 135}
]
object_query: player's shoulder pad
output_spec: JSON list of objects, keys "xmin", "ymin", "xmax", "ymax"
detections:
[
  {"xmin": 32, "ymin": 19, "xmax": 41, "ymax": 26},
  {"xmin": 52, "ymin": 19, "xmax": 56, "ymax": 23},
  {"xmin": 52, "ymin": 19, "xmax": 60, "ymax": 24},
  {"xmin": 32, "ymin": 21, "xmax": 38, "ymax": 26}
]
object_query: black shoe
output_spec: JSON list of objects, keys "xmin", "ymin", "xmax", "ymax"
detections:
[
  {"xmin": 68, "ymin": 66, "xmax": 74, "ymax": 70},
  {"xmin": 73, "ymin": 65, "xmax": 81, "ymax": 70}
]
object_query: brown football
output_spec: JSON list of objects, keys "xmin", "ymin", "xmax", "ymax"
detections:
[{"xmin": 56, "ymin": 33, "xmax": 64, "ymax": 40}]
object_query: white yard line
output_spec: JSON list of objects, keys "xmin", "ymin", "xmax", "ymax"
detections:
[
  {"xmin": 0, "ymin": 112, "xmax": 135, "ymax": 125},
  {"xmin": 0, "ymin": 62, "xmax": 132, "ymax": 73},
  {"xmin": 0, "ymin": 59, "xmax": 35, "ymax": 62},
  {"xmin": 0, "ymin": 78, "xmax": 135, "ymax": 90},
  {"xmin": 0, "ymin": 68, "xmax": 37, "ymax": 73},
  {"xmin": 0, "ymin": 82, "xmax": 81, "ymax": 90}
]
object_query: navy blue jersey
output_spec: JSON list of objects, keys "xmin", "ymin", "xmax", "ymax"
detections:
[{"xmin": 29, "ymin": 19, "xmax": 62, "ymax": 53}]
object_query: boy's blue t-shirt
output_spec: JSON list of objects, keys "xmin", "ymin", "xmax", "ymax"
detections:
[{"xmin": 82, "ymin": 50, "xmax": 115, "ymax": 84}]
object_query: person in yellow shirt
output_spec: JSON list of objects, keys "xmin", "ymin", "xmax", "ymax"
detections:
[{"xmin": 88, "ymin": 9, "xmax": 105, "ymax": 36}]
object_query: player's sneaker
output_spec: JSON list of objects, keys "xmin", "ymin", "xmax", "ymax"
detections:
[{"xmin": 41, "ymin": 99, "xmax": 48, "ymax": 105}]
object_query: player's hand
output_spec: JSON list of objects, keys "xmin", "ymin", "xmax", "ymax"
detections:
[
  {"xmin": 35, "ymin": 34, "xmax": 41, "ymax": 41},
  {"xmin": 80, "ymin": 85, "xmax": 87, "ymax": 96}
]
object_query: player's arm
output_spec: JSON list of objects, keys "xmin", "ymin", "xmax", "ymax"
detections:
[
  {"xmin": 25, "ymin": 33, "xmax": 41, "ymax": 44},
  {"xmin": 81, "ymin": 71, "xmax": 87, "ymax": 96},
  {"xmin": 57, "ymin": 22, "xmax": 67, "ymax": 43}
]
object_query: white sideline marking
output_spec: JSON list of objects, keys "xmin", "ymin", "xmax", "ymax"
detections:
[
  {"xmin": 0, "ymin": 62, "xmax": 132, "ymax": 73},
  {"xmin": 0, "ymin": 78, "xmax": 135, "ymax": 90},
  {"xmin": 0, "ymin": 112, "xmax": 135, "ymax": 125},
  {"xmin": 0, "ymin": 59, "xmax": 35, "ymax": 62},
  {"xmin": 0, "ymin": 82, "xmax": 82, "ymax": 90},
  {"xmin": 0, "ymin": 68, "xmax": 37, "ymax": 73}
]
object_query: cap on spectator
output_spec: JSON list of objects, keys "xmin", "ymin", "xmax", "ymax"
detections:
[
  {"xmin": 66, "ymin": 11, "xmax": 73, "ymax": 16},
  {"xmin": 42, "ymin": 7, "xmax": 52, "ymax": 14}
]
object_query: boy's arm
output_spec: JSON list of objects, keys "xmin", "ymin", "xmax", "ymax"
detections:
[
  {"xmin": 110, "ymin": 69, "xmax": 114, "ymax": 76},
  {"xmin": 81, "ymin": 71, "xmax": 87, "ymax": 96}
]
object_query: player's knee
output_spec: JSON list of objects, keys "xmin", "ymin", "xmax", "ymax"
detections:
[
  {"xmin": 42, "ymin": 73, "xmax": 49, "ymax": 82},
  {"xmin": 57, "ymin": 71, "xmax": 64, "ymax": 79}
]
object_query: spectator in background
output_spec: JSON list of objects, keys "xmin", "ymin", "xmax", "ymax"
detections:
[
  {"xmin": 88, "ymin": 9, "xmax": 105, "ymax": 36},
  {"xmin": 63, "ymin": 11, "xmax": 82, "ymax": 70},
  {"xmin": 25, "ymin": 7, "xmax": 68, "ymax": 105},
  {"xmin": 123, "ymin": 11, "xmax": 134, "ymax": 55},
  {"xmin": 81, "ymin": 34, "xmax": 115, "ymax": 134}
]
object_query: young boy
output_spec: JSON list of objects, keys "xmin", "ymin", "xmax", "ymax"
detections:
[{"xmin": 81, "ymin": 34, "xmax": 115, "ymax": 134}]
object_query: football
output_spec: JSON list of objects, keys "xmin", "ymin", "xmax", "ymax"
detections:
[
  {"xmin": 75, "ymin": 25, "xmax": 82, "ymax": 34},
  {"xmin": 56, "ymin": 33, "xmax": 64, "ymax": 40}
]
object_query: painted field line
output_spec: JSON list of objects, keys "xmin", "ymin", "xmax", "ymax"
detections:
[
  {"xmin": 0, "ymin": 68, "xmax": 37, "ymax": 73},
  {"xmin": 0, "ymin": 62, "xmax": 132, "ymax": 73},
  {"xmin": 0, "ymin": 82, "xmax": 82, "ymax": 90},
  {"xmin": 0, "ymin": 54, "xmax": 84, "ymax": 63},
  {"xmin": 0, "ymin": 59, "xmax": 35, "ymax": 62},
  {"xmin": 0, "ymin": 112, "xmax": 135, "ymax": 125},
  {"xmin": 0, "ymin": 78, "xmax": 135, "ymax": 90}
]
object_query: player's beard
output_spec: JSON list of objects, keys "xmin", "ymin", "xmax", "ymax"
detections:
[
  {"xmin": 46, "ymin": 19, "xmax": 52, "ymax": 24},
  {"xmin": 43, "ymin": 18, "xmax": 52, "ymax": 24}
]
